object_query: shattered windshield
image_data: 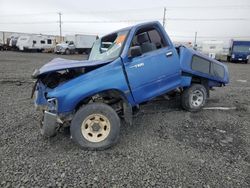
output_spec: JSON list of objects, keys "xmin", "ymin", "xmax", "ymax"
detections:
[{"xmin": 89, "ymin": 30, "xmax": 129, "ymax": 61}]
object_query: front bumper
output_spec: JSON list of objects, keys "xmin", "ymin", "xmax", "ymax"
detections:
[
  {"xmin": 231, "ymin": 56, "xmax": 248, "ymax": 62},
  {"xmin": 54, "ymin": 48, "xmax": 66, "ymax": 53},
  {"xmin": 44, "ymin": 111, "xmax": 57, "ymax": 128}
]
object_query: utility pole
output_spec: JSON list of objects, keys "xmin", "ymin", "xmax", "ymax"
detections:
[
  {"xmin": 194, "ymin": 31, "xmax": 197, "ymax": 50},
  {"xmin": 163, "ymin": 7, "xmax": 166, "ymax": 28},
  {"xmin": 3, "ymin": 32, "xmax": 5, "ymax": 45},
  {"xmin": 58, "ymin": 12, "xmax": 62, "ymax": 43}
]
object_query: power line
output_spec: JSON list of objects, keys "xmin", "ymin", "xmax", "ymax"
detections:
[
  {"xmin": 0, "ymin": 21, "xmax": 58, "ymax": 24},
  {"xmin": 0, "ymin": 12, "xmax": 57, "ymax": 17},
  {"xmin": 62, "ymin": 19, "xmax": 159, "ymax": 23},
  {"xmin": 164, "ymin": 5, "xmax": 250, "ymax": 10},
  {"xmin": 1, "ymin": 17, "xmax": 249, "ymax": 25},
  {"xmin": 167, "ymin": 18, "xmax": 250, "ymax": 21},
  {"xmin": 60, "ymin": 17, "xmax": 250, "ymax": 24},
  {"xmin": 169, "ymin": 35, "xmax": 250, "ymax": 39},
  {"xmin": 0, "ymin": 5, "xmax": 249, "ymax": 16}
]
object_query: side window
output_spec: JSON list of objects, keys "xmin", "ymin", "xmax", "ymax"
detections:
[
  {"xmin": 40, "ymin": 40, "xmax": 45, "ymax": 44},
  {"xmin": 148, "ymin": 29, "xmax": 166, "ymax": 49},
  {"xmin": 47, "ymin": 39, "xmax": 52, "ymax": 44},
  {"xmin": 211, "ymin": 62, "xmax": 224, "ymax": 79},
  {"xmin": 192, "ymin": 55, "xmax": 225, "ymax": 79},
  {"xmin": 33, "ymin": 40, "xmax": 36, "ymax": 44},
  {"xmin": 191, "ymin": 56, "xmax": 210, "ymax": 74},
  {"xmin": 131, "ymin": 27, "xmax": 167, "ymax": 54}
]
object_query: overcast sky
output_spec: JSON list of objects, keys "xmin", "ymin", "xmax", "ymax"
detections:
[{"xmin": 0, "ymin": 0, "xmax": 249, "ymax": 43}]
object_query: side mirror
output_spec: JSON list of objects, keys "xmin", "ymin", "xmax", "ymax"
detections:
[{"xmin": 129, "ymin": 46, "xmax": 142, "ymax": 58}]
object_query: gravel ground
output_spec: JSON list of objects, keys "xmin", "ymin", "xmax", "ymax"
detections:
[{"xmin": 0, "ymin": 51, "xmax": 249, "ymax": 187}]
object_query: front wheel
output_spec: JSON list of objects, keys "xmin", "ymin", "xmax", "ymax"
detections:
[
  {"xmin": 65, "ymin": 49, "xmax": 70, "ymax": 55},
  {"xmin": 181, "ymin": 84, "xmax": 207, "ymax": 112},
  {"xmin": 70, "ymin": 103, "xmax": 120, "ymax": 150}
]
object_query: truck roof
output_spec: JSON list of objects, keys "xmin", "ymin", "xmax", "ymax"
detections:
[
  {"xmin": 232, "ymin": 40, "xmax": 250, "ymax": 44},
  {"xmin": 102, "ymin": 21, "xmax": 161, "ymax": 38}
]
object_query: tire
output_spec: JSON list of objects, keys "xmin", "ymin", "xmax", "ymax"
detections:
[
  {"xmin": 70, "ymin": 103, "xmax": 120, "ymax": 150},
  {"xmin": 85, "ymin": 48, "xmax": 91, "ymax": 55},
  {"xmin": 65, "ymin": 49, "xmax": 70, "ymax": 55},
  {"xmin": 181, "ymin": 84, "xmax": 207, "ymax": 112}
]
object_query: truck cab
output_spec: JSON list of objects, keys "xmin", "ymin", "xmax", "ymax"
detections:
[
  {"xmin": 228, "ymin": 40, "xmax": 250, "ymax": 63},
  {"xmin": 32, "ymin": 21, "xmax": 229, "ymax": 150}
]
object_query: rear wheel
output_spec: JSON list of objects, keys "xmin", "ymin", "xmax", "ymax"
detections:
[
  {"xmin": 70, "ymin": 103, "xmax": 120, "ymax": 150},
  {"xmin": 181, "ymin": 84, "xmax": 207, "ymax": 112}
]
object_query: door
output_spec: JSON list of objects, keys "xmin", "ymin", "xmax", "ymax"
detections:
[
  {"xmin": 68, "ymin": 41, "xmax": 75, "ymax": 50},
  {"xmin": 124, "ymin": 27, "xmax": 181, "ymax": 103}
]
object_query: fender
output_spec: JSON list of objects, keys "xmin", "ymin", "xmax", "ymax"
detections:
[{"xmin": 47, "ymin": 58, "xmax": 135, "ymax": 113}]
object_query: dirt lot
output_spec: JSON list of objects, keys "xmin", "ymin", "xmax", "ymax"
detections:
[{"xmin": 0, "ymin": 51, "xmax": 249, "ymax": 187}]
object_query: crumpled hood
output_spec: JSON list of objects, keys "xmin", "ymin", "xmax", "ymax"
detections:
[{"xmin": 32, "ymin": 58, "xmax": 111, "ymax": 78}]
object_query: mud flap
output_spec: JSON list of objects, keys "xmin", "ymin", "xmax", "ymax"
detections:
[
  {"xmin": 41, "ymin": 111, "xmax": 58, "ymax": 137},
  {"xmin": 123, "ymin": 102, "xmax": 133, "ymax": 125}
]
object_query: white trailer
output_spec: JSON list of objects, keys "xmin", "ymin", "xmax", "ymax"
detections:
[
  {"xmin": 201, "ymin": 40, "xmax": 224, "ymax": 59},
  {"xmin": 55, "ymin": 34, "xmax": 97, "ymax": 54},
  {"xmin": 16, "ymin": 35, "xmax": 56, "ymax": 52}
]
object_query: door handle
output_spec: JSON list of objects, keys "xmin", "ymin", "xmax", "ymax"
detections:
[{"xmin": 166, "ymin": 51, "xmax": 173, "ymax": 57}]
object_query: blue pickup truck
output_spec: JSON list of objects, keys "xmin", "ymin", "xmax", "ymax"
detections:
[{"xmin": 32, "ymin": 21, "xmax": 229, "ymax": 150}]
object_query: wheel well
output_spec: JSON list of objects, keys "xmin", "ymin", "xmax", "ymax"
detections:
[
  {"xmin": 191, "ymin": 77, "xmax": 210, "ymax": 97},
  {"xmin": 74, "ymin": 89, "xmax": 133, "ymax": 125},
  {"xmin": 75, "ymin": 90, "xmax": 125, "ymax": 108}
]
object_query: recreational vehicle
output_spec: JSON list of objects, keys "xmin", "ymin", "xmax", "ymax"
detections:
[
  {"xmin": 201, "ymin": 40, "xmax": 224, "ymax": 60},
  {"xmin": 16, "ymin": 35, "xmax": 55, "ymax": 52}
]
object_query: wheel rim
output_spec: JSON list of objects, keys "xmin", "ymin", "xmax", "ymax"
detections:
[
  {"xmin": 81, "ymin": 114, "xmax": 111, "ymax": 143},
  {"xmin": 190, "ymin": 90, "xmax": 204, "ymax": 107}
]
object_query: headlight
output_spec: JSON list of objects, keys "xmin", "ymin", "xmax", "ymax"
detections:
[
  {"xmin": 231, "ymin": 54, "xmax": 235, "ymax": 58},
  {"xmin": 47, "ymin": 98, "xmax": 58, "ymax": 112}
]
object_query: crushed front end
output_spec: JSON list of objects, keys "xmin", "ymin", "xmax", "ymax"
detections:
[
  {"xmin": 31, "ymin": 68, "xmax": 85, "ymax": 137},
  {"xmin": 32, "ymin": 79, "xmax": 64, "ymax": 137},
  {"xmin": 31, "ymin": 57, "xmax": 111, "ymax": 137}
]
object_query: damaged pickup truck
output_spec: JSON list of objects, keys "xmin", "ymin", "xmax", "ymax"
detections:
[{"xmin": 32, "ymin": 21, "xmax": 229, "ymax": 150}]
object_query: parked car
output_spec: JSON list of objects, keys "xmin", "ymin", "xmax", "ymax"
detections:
[
  {"xmin": 32, "ymin": 21, "xmax": 229, "ymax": 150},
  {"xmin": 54, "ymin": 34, "xmax": 97, "ymax": 54},
  {"xmin": 228, "ymin": 40, "xmax": 250, "ymax": 63}
]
